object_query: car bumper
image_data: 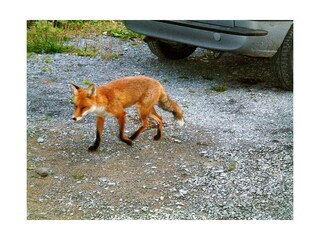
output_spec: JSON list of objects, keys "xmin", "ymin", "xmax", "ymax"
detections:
[{"xmin": 124, "ymin": 20, "xmax": 293, "ymax": 57}]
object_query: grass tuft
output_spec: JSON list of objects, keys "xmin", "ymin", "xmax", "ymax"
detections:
[
  {"xmin": 72, "ymin": 173, "xmax": 87, "ymax": 180},
  {"xmin": 81, "ymin": 80, "xmax": 94, "ymax": 86},
  {"xmin": 210, "ymin": 84, "xmax": 228, "ymax": 92},
  {"xmin": 27, "ymin": 21, "xmax": 67, "ymax": 53},
  {"xmin": 27, "ymin": 20, "xmax": 143, "ymax": 54},
  {"xmin": 227, "ymin": 161, "xmax": 238, "ymax": 172}
]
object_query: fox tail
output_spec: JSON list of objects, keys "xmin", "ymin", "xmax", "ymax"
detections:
[{"xmin": 158, "ymin": 89, "xmax": 184, "ymax": 126}]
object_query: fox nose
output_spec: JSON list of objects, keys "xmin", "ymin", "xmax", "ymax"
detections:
[{"xmin": 72, "ymin": 117, "xmax": 77, "ymax": 121}]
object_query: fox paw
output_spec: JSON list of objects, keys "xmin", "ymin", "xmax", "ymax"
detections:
[
  {"xmin": 153, "ymin": 134, "xmax": 161, "ymax": 141},
  {"xmin": 88, "ymin": 145, "xmax": 98, "ymax": 152},
  {"xmin": 120, "ymin": 137, "xmax": 133, "ymax": 146},
  {"xmin": 125, "ymin": 140, "xmax": 133, "ymax": 146}
]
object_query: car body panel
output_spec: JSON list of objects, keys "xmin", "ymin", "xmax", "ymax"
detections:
[{"xmin": 124, "ymin": 20, "xmax": 293, "ymax": 57}]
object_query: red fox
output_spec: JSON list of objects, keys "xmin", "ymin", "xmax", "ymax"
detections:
[{"xmin": 70, "ymin": 76, "xmax": 184, "ymax": 151}]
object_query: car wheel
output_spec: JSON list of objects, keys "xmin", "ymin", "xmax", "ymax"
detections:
[
  {"xmin": 272, "ymin": 25, "xmax": 293, "ymax": 91},
  {"xmin": 145, "ymin": 37, "xmax": 197, "ymax": 60}
]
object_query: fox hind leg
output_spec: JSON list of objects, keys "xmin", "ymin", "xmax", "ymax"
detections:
[
  {"xmin": 129, "ymin": 105, "xmax": 151, "ymax": 141},
  {"xmin": 129, "ymin": 116, "xmax": 149, "ymax": 141},
  {"xmin": 149, "ymin": 107, "xmax": 162, "ymax": 140}
]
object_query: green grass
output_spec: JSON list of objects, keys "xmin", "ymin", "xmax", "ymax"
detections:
[
  {"xmin": 227, "ymin": 161, "xmax": 238, "ymax": 172},
  {"xmin": 42, "ymin": 116, "xmax": 52, "ymax": 121},
  {"xmin": 27, "ymin": 20, "xmax": 143, "ymax": 54},
  {"xmin": 27, "ymin": 21, "xmax": 67, "ymax": 53},
  {"xmin": 81, "ymin": 80, "xmax": 94, "ymax": 86},
  {"xmin": 72, "ymin": 173, "xmax": 87, "ymax": 180},
  {"xmin": 101, "ymin": 52, "xmax": 123, "ymax": 61},
  {"xmin": 27, "ymin": 52, "xmax": 37, "ymax": 59},
  {"xmin": 107, "ymin": 28, "xmax": 142, "ymax": 40},
  {"xmin": 44, "ymin": 57, "xmax": 53, "ymax": 63},
  {"xmin": 210, "ymin": 84, "xmax": 228, "ymax": 92},
  {"xmin": 41, "ymin": 66, "xmax": 52, "ymax": 73},
  {"xmin": 66, "ymin": 45, "xmax": 99, "ymax": 57}
]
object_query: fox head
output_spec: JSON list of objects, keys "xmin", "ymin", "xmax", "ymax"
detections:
[{"xmin": 70, "ymin": 84, "xmax": 97, "ymax": 122}]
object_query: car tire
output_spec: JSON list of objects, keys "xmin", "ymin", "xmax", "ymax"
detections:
[
  {"xmin": 145, "ymin": 37, "xmax": 197, "ymax": 60},
  {"xmin": 272, "ymin": 25, "xmax": 293, "ymax": 91}
]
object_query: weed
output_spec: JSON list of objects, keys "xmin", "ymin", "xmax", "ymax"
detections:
[
  {"xmin": 64, "ymin": 44, "xmax": 99, "ymax": 57},
  {"xmin": 107, "ymin": 25, "xmax": 143, "ymax": 40},
  {"xmin": 210, "ymin": 85, "xmax": 228, "ymax": 92},
  {"xmin": 64, "ymin": 66, "xmax": 73, "ymax": 72},
  {"xmin": 27, "ymin": 52, "xmax": 37, "ymax": 59},
  {"xmin": 201, "ymin": 51, "xmax": 215, "ymax": 60},
  {"xmin": 101, "ymin": 52, "xmax": 123, "ymax": 61},
  {"xmin": 131, "ymin": 45, "xmax": 141, "ymax": 49},
  {"xmin": 42, "ymin": 66, "xmax": 52, "ymax": 73},
  {"xmin": 27, "ymin": 20, "xmax": 143, "ymax": 54},
  {"xmin": 76, "ymin": 48, "xmax": 98, "ymax": 57},
  {"xmin": 131, "ymin": 40, "xmax": 142, "ymax": 46},
  {"xmin": 72, "ymin": 173, "xmax": 87, "ymax": 180},
  {"xmin": 81, "ymin": 80, "xmax": 94, "ymax": 86},
  {"xmin": 27, "ymin": 21, "xmax": 68, "ymax": 53},
  {"xmin": 44, "ymin": 57, "xmax": 53, "ymax": 63},
  {"xmin": 227, "ymin": 161, "xmax": 238, "ymax": 172},
  {"xmin": 42, "ymin": 116, "xmax": 52, "ymax": 121},
  {"xmin": 64, "ymin": 20, "xmax": 142, "ymax": 39}
]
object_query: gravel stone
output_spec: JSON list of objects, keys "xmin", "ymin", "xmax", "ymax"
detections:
[{"xmin": 36, "ymin": 167, "xmax": 50, "ymax": 177}]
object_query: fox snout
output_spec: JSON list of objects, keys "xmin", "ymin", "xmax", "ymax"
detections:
[
  {"xmin": 72, "ymin": 115, "xmax": 84, "ymax": 122},
  {"xmin": 72, "ymin": 108, "xmax": 91, "ymax": 122}
]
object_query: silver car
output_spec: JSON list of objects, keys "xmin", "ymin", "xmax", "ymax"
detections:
[{"xmin": 124, "ymin": 20, "xmax": 293, "ymax": 90}]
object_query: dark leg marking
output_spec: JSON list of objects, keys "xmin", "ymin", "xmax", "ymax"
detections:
[{"xmin": 88, "ymin": 130, "xmax": 100, "ymax": 152}]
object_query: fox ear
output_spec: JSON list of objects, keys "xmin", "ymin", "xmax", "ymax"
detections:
[
  {"xmin": 87, "ymin": 84, "xmax": 96, "ymax": 98},
  {"xmin": 70, "ymin": 84, "xmax": 80, "ymax": 95}
]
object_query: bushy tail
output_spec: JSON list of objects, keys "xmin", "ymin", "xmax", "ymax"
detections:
[{"xmin": 158, "ymin": 90, "xmax": 184, "ymax": 126}]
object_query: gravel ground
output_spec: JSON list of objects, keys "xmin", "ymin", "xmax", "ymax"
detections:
[{"xmin": 27, "ymin": 35, "xmax": 293, "ymax": 220}]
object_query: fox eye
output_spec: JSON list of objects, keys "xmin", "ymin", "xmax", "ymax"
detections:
[{"xmin": 81, "ymin": 106, "xmax": 87, "ymax": 110}]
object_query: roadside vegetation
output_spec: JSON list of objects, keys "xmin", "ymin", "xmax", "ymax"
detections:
[{"xmin": 27, "ymin": 20, "xmax": 143, "ymax": 55}]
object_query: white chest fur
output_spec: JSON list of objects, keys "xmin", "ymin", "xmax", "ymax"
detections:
[{"xmin": 90, "ymin": 106, "xmax": 113, "ymax": 117}]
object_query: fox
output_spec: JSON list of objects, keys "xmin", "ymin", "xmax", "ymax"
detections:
[{"xmin": 70, "ymin": 76, "xmax": 184, "ymax": 151}]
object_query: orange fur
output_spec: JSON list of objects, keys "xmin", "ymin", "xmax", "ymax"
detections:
[{"xmin": 70, "ymin": 76, "xmax": 184, "ymax": 151}]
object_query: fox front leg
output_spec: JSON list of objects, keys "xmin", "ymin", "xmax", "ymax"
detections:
[{"xmin": 88, "ymin": 116, "xmax": 105, "ymax": 152}]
